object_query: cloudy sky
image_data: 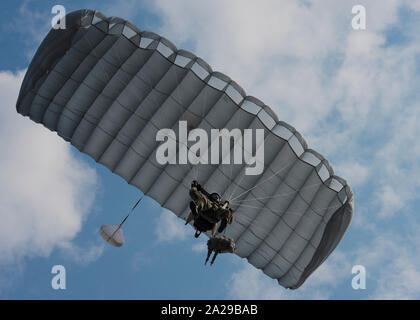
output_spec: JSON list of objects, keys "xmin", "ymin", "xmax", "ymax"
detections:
[{"xmin": 1, "ymin": 0, "xmax": 420, "ymax": 299}]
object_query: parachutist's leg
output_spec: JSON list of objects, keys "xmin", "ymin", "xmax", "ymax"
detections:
[
  {"xmin": 185, "ymin": 211, "xmax": 195, "ymax": 225},
  {"xmin": 210, "ymin": 251, "xmax": 219, "ymax": 265},
  {"xmin": 218, "ymin": 218, "xmax": 228, "ymax": 233},
  {"xmin": 194, "ymin": 230, "xmax": 201, "ymax": 238},
  {"xmin": 211, "ymin": 223, "xmax": 217, "ymax": 237},
  {"xmin": 205, "ymin": 249, "xmax": 212, "ymax": 265},
  {"xmin": 189, "ymin": 201, "xmax": 198, "ymax": 217},
  {"xmin": 186, "ymin": 201, "xmax": 198, "ymax": 225}
]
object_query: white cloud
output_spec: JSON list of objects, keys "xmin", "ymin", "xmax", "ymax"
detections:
[
  {"xmin": 0, "ymin": 70, "xmax": 99, "ymax": 265},
  {"xmin": 59, "ymin": 242, "xmax": 105, "ymax": 266},
  {"xmin": 12, "ymin": 1, "xmax": 52, "ymax": 60},
  {"xmin": 354, "ymin": 234, "xmax": 420, "ymax": 299},
  {"xmin": 228, "ymin": 250, "xmax": 351, "ymax": 299},
  {"xmin": 131, "ymin": 251, "xmax": 153, "ymax": 271},
  {"xmin": 373, "ymin": 258, "xmax": 420, "ymax": 299},
  {"xmin": 409, "ymin": 1, "xmax": 420, "ymax": 11},
  {"xmin": 155, "ymin": 209, "xmax": 189, "ymax": 242},
  {"xmin": 335, "ymin": 162, "xmax": 369, "ymax": 187},
  {"xmin": 99, "ymin": 0, "xmax": 149, "ymax": 21},
  {"xmin": 229, "ymin": 233, "xmax": 420, "ymax": 300},
  {"xmin": 376, "ymin": 185, "xmax": 404, "ymax": 218},
  {"xmin": 192, "ymin": 241, "xmax": 207, "ymax": 253}
]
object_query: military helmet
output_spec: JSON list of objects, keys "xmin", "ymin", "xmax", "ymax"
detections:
[{"xmin": 209, "ymin": 193, "xmax": 221, "ymax": 203}]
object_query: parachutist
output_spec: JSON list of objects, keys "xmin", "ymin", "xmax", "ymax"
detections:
[{"xmin": 186, "ymin": 181, "xmax": 234, "ymax": 238}]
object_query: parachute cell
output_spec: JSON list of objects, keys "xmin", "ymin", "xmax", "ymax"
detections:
[{"xmin": 16, "ymin": 9, "xmax": 353, "ymax": 289}]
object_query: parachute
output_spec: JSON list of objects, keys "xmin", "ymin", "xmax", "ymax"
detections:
[
  {"xmin": 16, "ymin": 9, "xmax": 353, "ymax": 289},
  {"xmin": 100, "ymin": 224, "xmax": 124, "ymax": 247}
]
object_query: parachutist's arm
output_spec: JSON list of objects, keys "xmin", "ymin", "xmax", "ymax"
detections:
[
  {"xmin": 189, "ymin": 185, "xmax": 210, "ymax": 203},
  {"xmin": 191, "ymin": 180, "xmax": 210, "ymax": 197},
  {"xmin": 189, "ymin": 186, "xmax": 203, "ymax": 202}
]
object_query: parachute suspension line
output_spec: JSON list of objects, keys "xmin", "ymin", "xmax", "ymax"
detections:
[
  {"xmin": 227, "ymin": 165, "xmax": 246, "ymax": 202},
  {"xmin": 194, "ymin": 75, "xmax": 210, "ymax": 183},
  {"xmin": 115, "ymin": 195, "xmax": 144, "ymax": 231},
  {"xmin": 229, "ymin": 154, "xmax": 306, "ymax": 203},
  {"xmin": 228, "ymin": 156, "xmax": 292, "ymax": 203},
  {"xmin": 226, "ymin": 123, "xmax": 247, "ymax": 201},
  {"xmin": 230, "ymin": 181, "xmax": 323, "ymax": 204},
  {"xmin": 228, "ymin": 104, "xmax": 243, "ymax": 199},
  {"xmin": 122, "ymin": 195, "xmax": 144, "ymax": 225},
  {"xmin": 230, "ymin": 202, "xmax": 342, "ymax": 220},
  {"xmin": 170, "ymin": 61, "xmax": 197, "ymax": 182},
  {"xmin": 227, "ymin": 121, "xmax": 266, "ymax": 202}
]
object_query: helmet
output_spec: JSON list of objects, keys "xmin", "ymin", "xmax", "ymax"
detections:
[{"xmin": 209, "ymin": 193, "xmax": 221, "ymax": 203}]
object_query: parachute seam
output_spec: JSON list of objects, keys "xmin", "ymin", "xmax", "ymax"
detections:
[
  {"xmin": 88, "ymin": 50, "xmax": 157, "ymax": 161},
  {"xmin": 277, "ymin": 194, "xmax": 336, "ymax": 286},
  {"xmin": 75, "ymin": 36, "xmax": 143, "ymax": 155},
  {"xmin": 40, "ymin": 26, "xmax": 112, "ymax": 132},
  {"xmin": 152, "ymin": 75, "xmax": 220, "ymax": 209},
  {"xmin": 235, "ymin": 159, "xmax": 314, "ymax": 273},
  {"xmin": 68, "ymin": 44, "xmax": 151, "ymax": 149},
  {"xmin": 236, "ymin": 222, "xmax": 305, "ymax": 273},
  {"xmin": 107, "ymin": 55, "xmax": 181, "ymax": 180},
  {"xmin": 120, "ymin": 61, "xmax": 188, "ymax": 186},
  {"xmin": 120, "ymin": 67, "xmax": 200, "ymax": 190},
  {"xmin": 259, "ymin": 169, "xmax": 319, "ymax": 279},
  {"xmin": 24, "ymin": 29, "xmax": 105, "ymax": 126},
  {"xmin": 77, "ymin": 49, "xmax": 158, "ymax": 156},
  {"xmin": 233, "ymin": 147, "xmax": 303, "ymax": 247}
]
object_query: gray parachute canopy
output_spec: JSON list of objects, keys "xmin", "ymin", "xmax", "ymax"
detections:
[{"xmin": 16, "ymin": 9, "xmax": 353, "ymax": 289}]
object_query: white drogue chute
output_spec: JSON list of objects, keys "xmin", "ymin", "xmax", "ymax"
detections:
[
  {"xmin": 100, "ymin": 196, "xmax": 143, "ymax": 247},
  {"xmin": 100, "ymin": 224, "xmax": 125, "ymax": 247}
]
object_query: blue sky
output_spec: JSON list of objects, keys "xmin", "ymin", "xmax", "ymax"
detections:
[{"xmin": 0, "ymin": 0, "xmax": 420, "ymax": 299}]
